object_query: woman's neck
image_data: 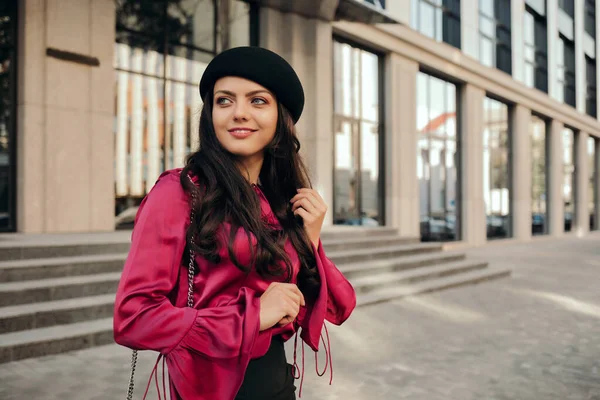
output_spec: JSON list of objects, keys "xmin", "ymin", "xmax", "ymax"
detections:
[{"xmin": 236, "ymin": 155, "xmax": 263, "ymax": 185}]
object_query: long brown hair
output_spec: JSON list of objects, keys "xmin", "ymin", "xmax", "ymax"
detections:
[{"xmin": 180, "ymin": 92, "xmax": 321, "ymax": 303}]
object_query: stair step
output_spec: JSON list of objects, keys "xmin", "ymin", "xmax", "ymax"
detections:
[
  {"xmin": 338, "ymin": 252, "xmax": 466, "ymax": 279},
  {"xmin": 356, "ymin": 267, "xmax": 511, "ymax": 307},
  {"xmin": 0, "ymin": 253, "xmax": 128, "ymax": 282},
  {"xmin": 322, "ymin": 235, "xmax": 418, "ymax": 252},
  {"xmin": 0, "ymin": 242, "xmax": 131, "ymax": 262},
  {"xmin": 327, "ymin": 242, "xmax": 442, "ymax": 264},
  {"xmin": 350, "ymin": 260, "xmax": 488, "ymax": 294},
  {"xmin": 0, "ymin": 318, "xmax": 114, "ymax": 364},
  {"xmin": 0, "ymin": 273, "xmax": 121, "ymax": 306},
  {"xmin": 0, "ymin": 294, "xmax": 115, "ymax": 334},
  {"xmin": 320, "ymin": 227, "xmax": 400, "ymax": 241}
]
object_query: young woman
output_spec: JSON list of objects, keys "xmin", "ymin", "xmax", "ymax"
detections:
[{"xmin": 113, "ymin": 46, "xmax": 357, "ymax": 400}]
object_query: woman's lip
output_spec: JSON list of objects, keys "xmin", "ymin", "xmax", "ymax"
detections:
[{"xmin": 228, "ymin": 129, "xmax": 257, "ymax": 138}]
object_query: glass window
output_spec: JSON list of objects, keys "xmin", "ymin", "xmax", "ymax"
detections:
[
  {"xmin": 559, "ymin": 0, "xmax": 575, "ymax": 18},
  {"xmin": 333, "ymin": 40, "xmax": 383, "ymax": 227},
  {"xmin": 586, "ymin": 56, "xmax": 597, "ymax": 118},
  {"xmin": 479, "ymin": 0, "xmax": 512, "ymax": 74},
  {"xmin": 412, "ymin": 0, "xmax": 461, "ymax": 49},
  {"xmin": 562, "ymin": 128, "xmax": 576, "ymax": 232},
  {"xmin": 590, "ymin": 137, "xmax": 598, "ymax": 231},
  {"xmin": 531, "ymin": 115, "xmax": 548, "ymax": 235},
  {"xmin": 114, "ymin": 0, "xmax": 253, "ymax": 222},
  {"xmin": 0, "ymin": 0, "xmax": 17, "ymax": 232},
  {"xmin": 585, "ymin": 0, "xmax": 596, "ymax": 38},
  {"xmin": 483, "ymin": 97, "xmax": 511, "ymax": 240},
  {"xmin": 524, "ymin": 5, "xmax": 548, "ymax": 93},
  {"xmin": 557, "ymin": 35, "xmax": 576, "ymax": 107},
  {"xmin": 417, "ymin": 72, "xmax": 460, "ymax": 242}
]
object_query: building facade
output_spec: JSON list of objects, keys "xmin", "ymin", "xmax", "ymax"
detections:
[{"xmin": 5, "ymin": 0, "xmax": 600, "ymax": 247}]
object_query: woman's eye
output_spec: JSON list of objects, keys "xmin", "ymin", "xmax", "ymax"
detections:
[
  {"xmin": 216, "ymin": 97, "xmax": 232, "ymax": 105},
  {"xmin": 252, "ymin": 98, "xmax": 267, "ymax": 105}
]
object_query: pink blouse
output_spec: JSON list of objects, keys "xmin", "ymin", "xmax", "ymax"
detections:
[{"xmin": 113, "ymin": 169, "xmax": 356, "ymax": 400}]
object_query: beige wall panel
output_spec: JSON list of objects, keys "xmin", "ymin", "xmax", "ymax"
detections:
[
  {"xmin": 512, "ymin": 104, "xmax": 533, "ymax": 241},
  {"xmin": 548, "ymin": 119, "xmax": 565, "ymax": 236}
]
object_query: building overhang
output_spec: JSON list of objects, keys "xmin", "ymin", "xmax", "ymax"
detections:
[{"xmin": 242, "ymin": 0, "xmax": 399, "ymax": 23}]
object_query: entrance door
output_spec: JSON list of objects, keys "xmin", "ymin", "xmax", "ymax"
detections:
[{"xmin": 333, "ymin": 40, "xmax": 383, "ymax": 226}]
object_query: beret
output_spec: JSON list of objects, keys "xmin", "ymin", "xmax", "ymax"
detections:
[{"xmin": 199, "ymin": 46, "xmax": 305, "ymax": 123}]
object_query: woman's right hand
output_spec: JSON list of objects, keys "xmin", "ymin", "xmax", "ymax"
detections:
[{"xmin": 259, "ymin": 283, "xmax": 306, "ymax": 331}]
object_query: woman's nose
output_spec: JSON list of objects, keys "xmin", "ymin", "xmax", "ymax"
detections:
[{"xmin": 233, "ymin": 102, "xmax": 250, "ymax": 120}]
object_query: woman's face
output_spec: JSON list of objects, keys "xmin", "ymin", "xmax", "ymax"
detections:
[{"xmin": 212, "ymin": 76, "xmax": 278, "ymax": 163}]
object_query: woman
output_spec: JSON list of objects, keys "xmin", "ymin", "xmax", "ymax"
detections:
[{"xmin": 113, "ymin": 46, "xmax": 357, "ymax": 400}]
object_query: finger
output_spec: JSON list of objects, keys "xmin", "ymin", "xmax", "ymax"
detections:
[
  {"xmin": 293, "ymin": 207, "xmax": 312, "ymax": 222},
  {"xmin": 282, "ymin": 297, "xmax": 300, "ymax": 319},
  {"xmin": 287, "ymin": 284, "xmax": 306, "ymax": 306},
  {"xmin": 297, "ymin": 188, "xmax": 325, "ymax": 203},
  {"xmin": 292, "ymin": 191, "xmax": 326, "ymax": 213},
  {"xmin": 291, "ymin": 198, "xmax": 317, "ymax": 214}
]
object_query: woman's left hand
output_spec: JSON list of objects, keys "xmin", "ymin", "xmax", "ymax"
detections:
[{"xmin": 290, "ymin": 188, "xmax": 327, "ymax": 248}]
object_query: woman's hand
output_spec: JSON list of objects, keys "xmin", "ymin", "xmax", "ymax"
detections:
[
  {"xmin": 290, "ymin": 188, "xmax": 327, "ymax": 248},
  {"xmin": 259, "ymin": 282, "xmax": 306, "ymax": 331}
]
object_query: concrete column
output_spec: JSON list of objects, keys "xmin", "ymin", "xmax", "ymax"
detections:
[
  {"xmin": 595, "ymin": 139, "xmax": 600, "ymax": 230},
  {"xmin": 388, "ymin": 0, "xmax": 411, "ymax": 26},
  {"xmin": 17, "ymin": 0, "xmax": 115, "ymax": 233},
  {"xmin": 575, "ymin": 131, "xmax": 590, "ymax": 235},
  {"xmin": 460, "ymin": 84, "xmax": 486, "ymax": 246},
  {"xmin": 548, "ymin": 119, "xmax": 565, "ymax": 236},
  {"xmin": 597, "ymin": 5, "xmax": 600, "ymax": 118},
  {"xmin": 547, "ymin": 0, "xmax": 559, "ymax": 101},
  {"xmin": 511, "ymin": 0, "xmax": 525, "ymax": 84},
  {"xmin": 259, "ymin": 8, "xmax": 334, "ymax": 226},
  {"xmin": 511, "ymin": 104, "xmax": 532, "ymax": 241},
  {"xmin": 574, "ymin": 0, "xmax": 586, "ymax": 113},
  {"xmin": 385, "ymin": 53, "xmax": 419, "ymax": 237},
  {"xmin": 461, "ymin": 0, "xmax": 479, "ymax": 60}
]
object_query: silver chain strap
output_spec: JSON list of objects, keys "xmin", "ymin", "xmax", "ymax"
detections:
[{"xmin": 126, "ymin": 177, "xmax": 197, "ymax": 400}]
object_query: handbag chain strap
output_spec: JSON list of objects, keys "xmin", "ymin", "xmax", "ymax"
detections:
[{"xmin": 126, "ymin": 177, "xmax": 197, "ymax": 400}]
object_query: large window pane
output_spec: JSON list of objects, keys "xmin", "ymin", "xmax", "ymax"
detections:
[
  {"xmin": 562, "ymin": 128, "xmax": 575, "ymax": 232},
  {"xmin": 0, "ymin": 0, "xmax": 17, "ymax": 231},
  {"xmin": 413, "ymin": 0, "xmax": 462, "ymax": 49},
  {"xmin": 333, "ymin": 40, "xmax": 383, "ymax": 227},
  {"xmin": 531, "ymin": 115, "xmax": 548, "ymax": 235},
  {"xmin": 483, "ymin": 97, "xmax": 511, "ymax": 239},
  {"xmin": 417, "ymin": 72, "xmax": 460, "ymax": 242},
  {"xmin": 479, "ymin": 0, "xmax": 512, "ymax": 74}
]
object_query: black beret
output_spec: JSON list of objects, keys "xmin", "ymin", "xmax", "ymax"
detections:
[{"xmin": 199, "ymin": 46, "xmax": 305, "ymax": 123}]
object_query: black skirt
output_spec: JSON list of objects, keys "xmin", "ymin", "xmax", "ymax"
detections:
[{"xmin": 235, "ymin": 335, "xmax": 297, "ymax": 400}]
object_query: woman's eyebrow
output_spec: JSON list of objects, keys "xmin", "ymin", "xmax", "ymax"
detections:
[{"xmin": 214, "ymin": 89, "xmax": 272, "ymax": 97}]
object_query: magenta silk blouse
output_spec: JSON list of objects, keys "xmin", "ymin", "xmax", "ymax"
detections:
[{"xmin": 113, "ymin": 169, "xmax": 357, "ymax": 400}]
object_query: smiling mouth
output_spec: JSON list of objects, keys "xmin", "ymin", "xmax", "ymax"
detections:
[{"xmin": 228, "ymin": 128, "xmax": 257, "ymax": 138}]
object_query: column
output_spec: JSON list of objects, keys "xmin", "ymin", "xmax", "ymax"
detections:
[
  {"xmin": 512, "ymin": 104, "xmax": 532, "ymax": 241},
  {"xmin": 511, "ymin": 0, "xmax": 525, "ymax": 84},
  {"xmin": 547, "ymin": 0, "xmax": 559, "ymax": 101},
  {"xmin": 385, "ymin": 53, "xmax": 420, "ymax": 237},
  {"xmin": 460, "ymin": 84, "xmax": 486, "ymax": 246},
  {"xmin": 575, "ymin": 0, "xmax": 586, "ymax": 113},
  {"xmin": 461, "ymin": 0, "xmax": 480, "ymax": 60},
  {"xmin": 548, "ymin": 119, "xmax": 564, "ymax": 236},
  {"xmin": 260, "ymin": 8, "xmax": 334, "ymax": 226},
  {"xmin": 575, "ymin": 131, "xmax": 590, "ymax": 235},
  {"xmin": 17, "ymin": 0, "xmax": 116, "ymax": 232}
]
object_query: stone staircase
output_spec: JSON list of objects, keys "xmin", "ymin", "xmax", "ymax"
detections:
[{"xmin": 0, "ymin": 228, "xmax": 510, "ymax": 363}]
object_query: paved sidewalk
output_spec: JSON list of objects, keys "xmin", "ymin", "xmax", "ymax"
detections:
[{"xmin": 0, "ymin": 235, "xmax": 599, "ymax": 399}]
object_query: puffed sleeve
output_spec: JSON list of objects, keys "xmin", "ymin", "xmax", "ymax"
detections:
[
  {"xmin": 298, "ymin": 239, "xmax": 357, "ymax": 351},
  {"xmin": 113, "ymin": 172, "xmax": 261, "ymax": 359}
]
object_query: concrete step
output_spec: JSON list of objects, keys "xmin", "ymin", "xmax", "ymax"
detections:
[
  {"xmin": 0, "ymin": 253, "xmax": 127, "ymax": 282},
  {"xmin": 0, "ymin": 242, "xmax": 131, "ymax": 262},
  {"xmin": 0, "ymin": 294, "xmax": 115, "ymax": 334},
  {"xmin": 320, "ymin": 227, "xmax": 400, "ymax": 241},
  {"xmin": 326, "ymin": 242, "xmax": 442, "ymax": 264},
  {"xmin": 338, "ymin": 251, "xmax": 466, "ymax": 280},
  {"xmin": 0, "ymin": 318, "xmax": 114, "ymax": 364},
  {"xmin": 356, "ymin": 266, "xmax": 512, "ymax": 307},
  {"xmin": 350, "ymin": 260, "xmax": 488, "ymax": 295},
  {"xmin": 322, "ymin": 235, "xmax": 418, "ymax": 252},
  {"xmin": 0, "ymin": 273, "xmax": 120, "ymax": 306}
]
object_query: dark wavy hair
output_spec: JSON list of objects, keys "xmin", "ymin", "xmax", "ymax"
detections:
[{"xmin": 180, "ymin": 91, "xmax": 321, "ymax": 303}]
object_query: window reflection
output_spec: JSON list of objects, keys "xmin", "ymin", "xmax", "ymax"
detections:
[
  {"xmin": 483, "ymin": 97, "xmax": 511, "ymax": 239},
  {"xmin": 562, "ymin": 128, "xmax": 575, "ymax": 232},
  {"xmin": 531, "ymin": 115, "xmax": 548, "ymax": 235},
  {"xmin": 333, "ymin": 41, "xmax": 382, "ymax": 227},
  {"xmin": 417, "ymin": 72, "xmax": 459, "ymax": 242},
  {"xmin": 114, "ymin": 1, "xmax": 251, "ymax": 227}
]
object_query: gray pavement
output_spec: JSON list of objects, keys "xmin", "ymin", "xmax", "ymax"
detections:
[{"xmin": 1, "ymin": 234, "xmax": 599, "ymax": 400}]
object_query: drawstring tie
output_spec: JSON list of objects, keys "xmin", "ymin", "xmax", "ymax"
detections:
[
  {"xmin": 142, "ymin": 353, "xmax": 169, "ymax": 400},
  {"xmin": 292, "ymin": 323, "xmax": 334, "ymax": 398}
]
